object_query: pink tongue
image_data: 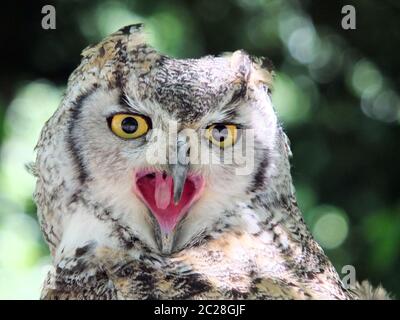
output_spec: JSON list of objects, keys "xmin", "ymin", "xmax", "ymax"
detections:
[
  {"xmin": 154, "ymin": 174, "xmax": 172, "ymax": 210},
  {"xmin": 134, "ymin": 172, "xmax": 203, "ymax": 232}
]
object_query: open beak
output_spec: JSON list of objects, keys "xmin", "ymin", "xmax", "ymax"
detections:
[{"xmin": 132, "ymin": 138, "xmax": 204, "ymax": 254}]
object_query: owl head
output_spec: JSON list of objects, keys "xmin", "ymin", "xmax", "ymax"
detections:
[{"xmin": 35, "ymin": 24, "xmax": 291, "ymax": 257}]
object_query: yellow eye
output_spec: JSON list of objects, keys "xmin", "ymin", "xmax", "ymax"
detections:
[
  {"xmin": 109, "ymin": 114, "xmax": 150, "ymax": 139},
  {"xmin": 205, "ymin": 124, "xmax": 238, "ymax": 148}
]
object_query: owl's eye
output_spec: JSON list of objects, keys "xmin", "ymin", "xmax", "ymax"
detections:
[
  {"xmin": 109, "ymin": 114, "xmax": 150, "ymax": 139},
  {"xmin": 205, "ymin": 124, "xmax": 238, "ymax": 148}
]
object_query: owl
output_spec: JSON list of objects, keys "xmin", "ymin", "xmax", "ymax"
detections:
[{"xmin": 33, "ymin": 24, "xmax": 389, "ymax": 300}]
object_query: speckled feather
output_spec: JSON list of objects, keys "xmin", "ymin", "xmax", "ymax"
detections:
[{"xmin": 34, "ymin": 24, "xmax": 389, "ymax": 300}]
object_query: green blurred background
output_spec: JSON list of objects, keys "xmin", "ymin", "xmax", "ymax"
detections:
[{"xmin": 0, "ymin": 0, "xmax": 399, "ymax": 299}]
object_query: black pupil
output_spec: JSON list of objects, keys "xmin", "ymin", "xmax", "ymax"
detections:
[
  {"xmin": 211, "ymin": 125, "xmax": 228, "ymax": 142},
  {"xmin": 121, "ymin": 117, "xmax": 138, "ymax": 134}
]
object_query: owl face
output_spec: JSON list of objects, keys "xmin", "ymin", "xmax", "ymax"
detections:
[
  {"xmin": 38, "ymin": 26, "xmax": 278, "ymax": 256},
  {"xmin": 66, "ymin": 54, "xmax": 277, "ymax": 255}
]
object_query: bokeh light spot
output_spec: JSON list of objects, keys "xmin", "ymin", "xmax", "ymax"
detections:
[
  {"xmin": 312, "ymin": 206, "xmax": 349, "ymax": 250},
  {"xmin": 350, "ymin": 59, "xmax": 383, "ymax": 99}
]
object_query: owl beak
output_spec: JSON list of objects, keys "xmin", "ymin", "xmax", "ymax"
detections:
[
  {"xmin": 170, "ymin": 138, "xmax": 190, "ymax": 204},
  {"xmin": 171, "ymin": 163, "xmax": 188, "ymax": 204},
  {"xmin": 161, "ymin": 145, "xmax": 188, "ymax": 254},
  {"xmin": 133, "ymin": 138, "xmax": 205, "ymax": 254},
  {"xmin": 134, "ymin": 169, "xmax": 205, "ymax": 253}
]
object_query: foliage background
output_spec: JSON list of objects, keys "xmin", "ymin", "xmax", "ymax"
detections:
[{"xmin": 0, "ymin": 0, "xmax": 399, "ymax": 299}]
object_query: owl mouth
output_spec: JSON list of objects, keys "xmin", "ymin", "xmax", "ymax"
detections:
[{"xmin": 133, "ymin": 170, "xmax": 205, "ymax": 238}]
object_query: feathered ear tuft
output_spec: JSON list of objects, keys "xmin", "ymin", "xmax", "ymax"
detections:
[
  {"xmin": 228, "ymin": 50, "xmax": 275, "ymax": 92},
  {"xmin": 70, "ymin": 23, "xmax": 160, "ymax": 89},
  {"xmin": 80, "ymin": 23, "xmax": 147, "ymax": 60},
  {"xmin": 229, "ymin": 50, "xmax": 252, "ymax": 81},
  {"xmin": 249, "ymin": 55, "xmax": 275, "ymax": 89}
]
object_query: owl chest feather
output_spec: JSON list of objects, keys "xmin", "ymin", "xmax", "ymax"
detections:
[{"xmin": 41, "ymin": 222, "xmax": 350, "ymax": 300}]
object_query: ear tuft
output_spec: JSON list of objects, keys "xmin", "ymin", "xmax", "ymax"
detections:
[
  {"xmin": 249, "ymin": 56, "xmax": 275, "ymax": 89},
  {"xmin": 229, "ymin": 50, "xmax": 252, "ymax": 80},
  {"xmin": 70, "ymin": 23, "xmax": 160, "ymax": 89},
  {"xmin": 228, "ymin": 50, "xmax": 274, "ymax": 90}
]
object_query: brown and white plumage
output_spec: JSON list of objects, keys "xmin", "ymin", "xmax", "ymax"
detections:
[{"xmin": 34, "ymin": 24, "xmax": 389, "ymax": 300}]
